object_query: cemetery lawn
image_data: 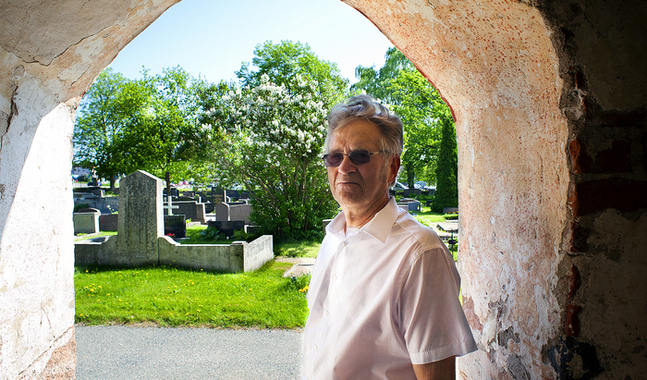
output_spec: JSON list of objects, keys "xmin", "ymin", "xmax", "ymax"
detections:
[
  {"xmin": 74, "ymin": 231, "xmax": 118, "ymax": 242},
  {"xmin": 74, "ymin": 261, "xmax": 310, "ymax": 329},
  {"xmin": 412, "ymin": 207, "xmax": 448, "ymax": 226}
]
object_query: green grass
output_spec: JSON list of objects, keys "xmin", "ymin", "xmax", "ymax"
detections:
[
  {"xmin": 75, "ymin": 261, "xmax": 310, "ymax": 329},
  {"xmin": 74, "ymin": 231, "xmax": 118, "ymax": 242},
  {"xmin": 274, "ymin": 240, "xmax": 321, "ymax": 258},
  {"xmin": 411, "ymin": 207, "xmax": 447, "ymax": 226}
]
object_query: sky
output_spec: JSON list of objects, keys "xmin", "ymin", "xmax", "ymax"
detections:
[{"xmin": 108, "ymin": 0, "xmax": 394, "ymax": 84}]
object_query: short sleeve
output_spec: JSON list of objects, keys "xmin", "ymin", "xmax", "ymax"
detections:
[{"xmin": 399, "ymin": 247, "xmax": 478, "ymax": 364}]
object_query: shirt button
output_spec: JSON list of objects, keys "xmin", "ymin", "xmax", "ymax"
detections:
[
  {"xmin": 342, "ymin": 241, "xmax": 347, "ymax": 247},
  {"xmin": 313, "ymin": 345, "xmax": 318, "ymax": 351},
  {"xmin": 332, "ymin": 275, "xmax": 337, "ymax": 281},
  {"xmin": 324, "ymin": 310, "xmax": 329, "ymax": 316}
]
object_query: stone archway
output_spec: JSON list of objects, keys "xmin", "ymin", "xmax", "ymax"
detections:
[{"xmin": 1, "ymin": 1, "xmax": 645, "ymax": 378}]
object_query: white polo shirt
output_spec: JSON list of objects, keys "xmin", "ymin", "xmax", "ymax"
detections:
[{"xmin": 302, "ymin": 198, "xmax": 477, "ymax": 379}]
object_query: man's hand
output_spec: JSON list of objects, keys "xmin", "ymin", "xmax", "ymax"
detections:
[{"xmin": 412, "ymin": 356, "xmax": 456, "ymax": 380}]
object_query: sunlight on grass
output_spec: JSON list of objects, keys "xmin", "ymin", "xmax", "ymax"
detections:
[
  {"xmin": 274, "ymin": 241, "xmax": 321, "ymax": 258},
  {"xmin": 74, "ymin": 231, "xmax": 118, "ymax": 242},
  {"xmin": 75, "ymin": 261, "xmax": 309, "ymax": 329}
]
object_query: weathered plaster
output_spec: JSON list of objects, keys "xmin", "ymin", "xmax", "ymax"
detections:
[
  {"xmin": 0, "ymin": 1, "xmax": 179, "ymax": 378},
  {"xmin": 0, "ymin": 79, "xmax": 76, "ymax": 378}
]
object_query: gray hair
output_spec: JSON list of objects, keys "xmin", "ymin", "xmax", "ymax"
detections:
[{"xmin": 325, "ymin": 94, "xmax": 403, "ymax": 156}]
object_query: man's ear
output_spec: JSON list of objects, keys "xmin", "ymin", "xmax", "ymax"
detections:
[{"xmin": 388, "ymin": 155, "xmax": 401, "ymax": 184}]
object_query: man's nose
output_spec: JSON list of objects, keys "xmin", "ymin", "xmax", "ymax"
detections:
[{"xmin": 337, "ymin": 154, "xmax": 357, "ymax": 174}]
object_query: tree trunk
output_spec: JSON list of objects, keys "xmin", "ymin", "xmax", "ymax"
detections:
[{"xmin": 165, "ymin": 171, "xmax": 171, "ymax": 195}]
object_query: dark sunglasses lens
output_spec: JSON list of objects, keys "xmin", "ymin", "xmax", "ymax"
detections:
[
  {"xmin": 323, "ymin": 153, "xmax": 344, "ymax": 167},
  {"xmin": 349, "ymin": 150, "xmax": 371, "ymax": 165},
  {"xmin": 323, "ymin": 150, "xmax": 373, "ymax": 167}
]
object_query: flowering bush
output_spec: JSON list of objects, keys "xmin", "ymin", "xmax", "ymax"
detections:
[{"xmin": 202, "ymin": 74, "xmax": 339, "ymax": 240}]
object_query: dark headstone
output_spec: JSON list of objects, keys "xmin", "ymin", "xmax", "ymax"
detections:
[
  {"xmin": 207, "ymin": 220, "xmax": 245, "ymax": 238},
  {"xmin": 165, "ymin": 215, "xmax": 187, "ymax": 238},
  {"xmin": 77, "ymin": 207, "xmax": 101, "ymax": 214},
  {"xmin": 174, "ymin": 196, "xmax": 196, "ymax": 202},
  {"xmin": 99, "ymin": 214, "xmax": 118, "ymax": 231},
  {"xmin": 87, "ymin": 187, "xmax": 105, "ymax": 198},
  {"xmin": 163, "ymin": 187, "xmax": 180, "ymax": 197}
]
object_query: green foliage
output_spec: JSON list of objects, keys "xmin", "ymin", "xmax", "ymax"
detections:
[
  {"xmin": 74, "ymin": 263, "xmax": 309, "ymax": 328},
  {"xmin": 351, "ymin": 48, "xmax": 457, "ymax": 190},
  {"xmin": 201, "ymin": 41, "xmax": 344, "ymax": 240},
  {"xmin": 199, "ymin": 225, "xmax": 223, "ymax": 241},
  {"xmin": 73, "ymin": 69, "xmax": 144, "ymax": 190},
  {"xmin": 236, "ymin": 40, "xmax": 348, "ymax": 104},
  {"xmin": 432, "ymin": 121, "xmax": 458, "ymax": 212},
  {"xmin": 73, "ymin": 203, "xmax": 90, "ymax": 212},
  {"xmin": 74, "ymin": 67, "xmax": 214, "ymax": 192},
  {"xmin": 444, "ymin": 213, "xmax": 459, "ymax": 220}
]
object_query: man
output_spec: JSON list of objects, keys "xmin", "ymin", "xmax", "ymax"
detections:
[{"xmin": 302, "ymin": 95, "xmax": 477, "ymax": 380}]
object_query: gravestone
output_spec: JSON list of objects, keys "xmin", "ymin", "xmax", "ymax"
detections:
[
  {"xmin": 77, "ymin": 207, "xmax": 101, "ymax": 214},
  {"xmin": 99, "ymin": 214, "xmax": 118, "ymax": 231},
  {"xmin": 163, "ymin": 187, "xmax": 179, "ymax": 197},
  {"xmin": 164, "ymin": 215, "xmax": 187, "ymax": 238},
  {"xmin": 73, "ymin": 212, "xmax": 100, "ymax": 234},
  {"xmin": 174, "ymin": 200, "xmax": 207, "ymax": 223},
  {"xmin": 117, "ymin": 170, "xmax": 164, "ymax": 266},
  {"xmin": 216, "ymin": 202, "xmax": 251, "ymax": 224},
  {"xmin": 397, "ymin": 199, "xmax": 421, "ymax": 212},
  {"xmin": 208, "ymin": 220, "xmax": 245, "ymax": 238},
  {"xmin": 226, "ymin": 189, "xmax": 239, "ymax": 201}
]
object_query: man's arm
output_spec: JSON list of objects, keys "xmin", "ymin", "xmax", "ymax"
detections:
[{"xmin": 412, "ymin": 356, "xmax": 456, "ymax": 380}]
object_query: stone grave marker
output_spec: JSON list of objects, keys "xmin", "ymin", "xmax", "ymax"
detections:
[
  {"xmin": 164, "ymin": 215, "xmax": 187, "ymax": 238},
  {"xmin": 73, "ymin": 211, "xmax": 100, "ymax": 234},
  {"xmin": 208, "ymin": 220, "xmax": 245, "ymax": 238},
  {"xmin": 215, "ymin": 202, "xmax": 250, "ymax": 223},
  {"xmin": 117, "ymin": 170, "xmax": 164, "ymax": 266}
]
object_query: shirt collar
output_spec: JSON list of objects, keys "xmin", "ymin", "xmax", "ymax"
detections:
[
  {"xmin": 326, "ymin": 197, "xmax": 400, "ymax": 244},
  {"xmin": 361, "ymin": 197, "xmax": 399, "ymax": 244}
]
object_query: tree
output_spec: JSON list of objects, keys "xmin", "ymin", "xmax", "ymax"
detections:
[
  {"xmin": 201, "ymin": 41, "xmax": 347, "ymax": 239},
  {"xmin": 73, "ymin": 68, "xmax": 151, "ymax": 191},
  {"xmin": 351, "ymin": 47, "xmax": 456, "ymax": 191},
  {"xmin": 236, "ymin": 40, "xmax": 348, "ymax": 105},
  {"xmin": 432, "ymin": 121, "xmax": 458, "ymax": 212},
  {"xmin": 125, "ymin": 67, "xmax": 214, "ymax": 193},
  {"xmin": 74, "ymin": 67, "xmax": 214, "ymax": 192}
]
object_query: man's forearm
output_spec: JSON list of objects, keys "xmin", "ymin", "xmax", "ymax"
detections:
[{"xmin": 412, "ymin": 356, "xmax": 456, "ymax": 380}]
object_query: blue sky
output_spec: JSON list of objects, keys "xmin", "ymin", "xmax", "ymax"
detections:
[{"xmin": 108, "ymin": 0, "xmax": 394, "ymax": 84}]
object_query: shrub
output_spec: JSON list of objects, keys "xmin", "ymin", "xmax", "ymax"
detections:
[{"xmin": 74, "ymin": 203, "xmax": 90, "ymax": 212}]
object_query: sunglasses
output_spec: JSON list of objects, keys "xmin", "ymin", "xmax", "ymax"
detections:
[{"xmin": 322, "ymin": 150, "xmax": 387, "ymax": 167}]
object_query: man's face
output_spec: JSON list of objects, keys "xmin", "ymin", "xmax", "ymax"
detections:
[{"xmin": 326, "ymin": 119, "xmax": 399, "ymax": 216}]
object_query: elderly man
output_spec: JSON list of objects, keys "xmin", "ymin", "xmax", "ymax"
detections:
[{"xmin": 302, "ymin": 95, "xmax": 477, "ymax": 380}]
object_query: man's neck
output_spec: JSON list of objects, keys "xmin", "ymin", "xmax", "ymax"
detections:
[{"xmin": 343, "ymin": 196, "xmax": 391, "ymax": 229}]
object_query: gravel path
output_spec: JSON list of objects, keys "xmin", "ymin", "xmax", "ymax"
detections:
[{"xmin": 76, "ymin": 325, "xmax": 303, "ymax": 380}]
